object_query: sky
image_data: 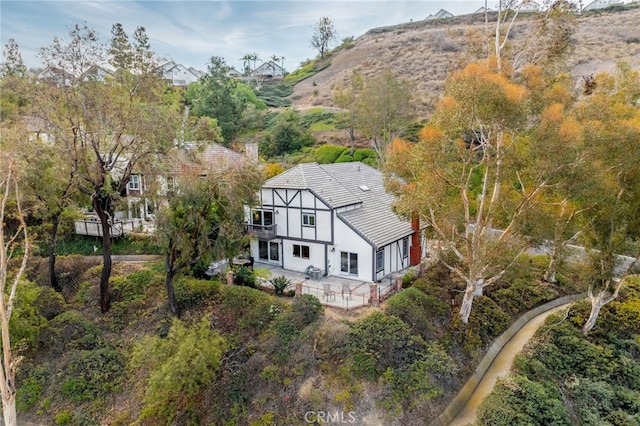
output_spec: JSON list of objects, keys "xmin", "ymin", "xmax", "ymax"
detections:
[{"xmin": 1, "ymin": 0, "xmax": 482, "ymax": 73}]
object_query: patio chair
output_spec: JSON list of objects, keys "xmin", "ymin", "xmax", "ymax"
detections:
[
  {"xmin": 322, "ymin": 283, "xmax": 336, "ymax": 301},
  {"xmin": 341, "ymin": 282, "xmax": 352, "ymax": 300}
]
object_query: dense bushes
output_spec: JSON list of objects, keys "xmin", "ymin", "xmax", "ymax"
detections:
[
  {"xmin": 131, "ymin": 317, "xmax": 227, "ymax": 424},
  {"xmin": 478, "ymin": 278, "xmax": 640, "ymax": 424},
  {"xmin": 60, "ymin": 347, "xmax": 125, "ymax": 402}
]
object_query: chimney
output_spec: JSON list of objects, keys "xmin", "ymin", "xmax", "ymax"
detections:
[
  {"xmin": 244, "ymin": 143, "xmax": 259, "ymax": 162},
  {"xmin": 409, "ymin": 212, "xmax": 421, "ymax": 266}
]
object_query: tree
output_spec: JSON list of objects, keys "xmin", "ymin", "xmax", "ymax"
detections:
[
  {"xmin": 333, "ymin": 69, "xmax": 363, "ymax": 155},
  {"xmin": 2, "ymin": 39, "xmax": 27, "ymax": 78},
  {"xmin": 386, "ymin": 60, "xmax": 574, "ymax": 323},
  {"xmin": 310, "ymin": 16, "xmax": 337, "ymax": 59},
  {"xmin": 0, "ymin": 130, "xmax": 29, "ymax": 426},
  {"xmin": 108, "ymin": 23, "xmax": 132, "ymax": 70},
  {"xmin": 37, "ymin": 24, "xmax": 182, "ymax": 312},
  {"xmin": 353, "ymin": 69, "xmax": 414, "ymax": 163},
  {"xmin": 156, "ymin": 162, "xmax": 262, "ymax": 316},
  {"xmin": 259, "ymin": 108, "xmax": 314, "ymax": 158},
  {"xmin": 188, "ymin": 56, "xmax": 247, "ymax": 145},
  {"xmin": 574, "ymin": 64, "xmax": 640, "ymax": 334}
]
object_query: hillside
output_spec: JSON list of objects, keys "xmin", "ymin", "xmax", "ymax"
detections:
[{"xmin": 291, "ymin": 6, "xmax": 640, "ymax": 115}]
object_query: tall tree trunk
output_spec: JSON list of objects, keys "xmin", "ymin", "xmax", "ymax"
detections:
[
  {"xmin": 93, "ymin": 197, "xmax": 113, "ymax": 313},
  {"xmin": 48, "ymin": 214, "xmax": 61, "ymax": 292},
  {"xmin": 459, "ymin": 281, "xmax": 476, "ymax": 324},
  {"xmin": 582, "ymin": 295, "xmax": 604, "ymax": 335},
  {"xmin": 543, "ymin": 245, "xmax": 558, "ymax": 283},
  {"xmin": 165, "ymin": 254, "xmax": 179, "ymax": 316},
  {"xmin": 2, "ymin": 394, "xmax": 16, "ymax": 426},
  {"xmin": 582, "ymin": 280, "xmax": 622, "ymax": 335}
]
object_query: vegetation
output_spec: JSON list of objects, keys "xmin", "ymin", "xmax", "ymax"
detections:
[{"xmin": 1, "ymin": 6, "xmax": 639, "ymax": 425}]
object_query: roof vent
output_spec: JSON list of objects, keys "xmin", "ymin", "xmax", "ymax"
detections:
[{"xmin": 358, "ymin": 185, "xmax": 370, "ymax": 192}]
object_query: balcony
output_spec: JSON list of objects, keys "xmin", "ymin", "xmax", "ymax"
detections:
[{"xmin": 245, "ymin": 223, "xmax": 277, "ymax": 241}]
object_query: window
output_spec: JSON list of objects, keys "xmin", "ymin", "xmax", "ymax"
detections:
[
  {"xmin": 340, "ymin": 252, "xmax": 358, "ymax": 275},
  {"xmin": 128, "ymin": 174, "xmax": 140, "ymax": 191},
  {"xmin": 293, "ymin": 244, "xmax": 310, "ymax": 259},
  {"xmin": 302, "ymin": 213, "xmax": 316, "ymax": 227},
  {"xmin": 252, "ymin": 210, "xmax": 273, "ymax": 226},
  {"xmin": 376, "ymin": 249, "xmax": 384, "ymax": 273},
  {"xmin": 402, "ymin": 237, "xmax": 409, "ymax": 260}
]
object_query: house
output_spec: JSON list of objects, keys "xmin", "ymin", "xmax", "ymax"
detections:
[
  {"xmin": 226, "ymin": 67, "xmax": 243, "ymax": 78},
  {"xmin": 250, "ymin": 60, "xmax": 285, "ymax": 78},
  {"xmin": 156, "ymin": 61, "xmax": 203, "ymax": 86},
  {"xmin": 583, "ymin": 0, "xmax": 623, "ymax": 9},
  {"xmin": 125, "ymin": 143, "xmax": 257, "ymax": 220},
  {"xmin": 425, "ymin": 9, "xmax": 454, "ymax": 20},
  {"xmin": 519, "ymin": 0, "xmax": 541, "ymax": 11},
  {"xmin": 246, "ymin": 162, "xmax": 423, "ymax": 283}
]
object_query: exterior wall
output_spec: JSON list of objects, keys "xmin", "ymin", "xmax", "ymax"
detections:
[
  {"xmin": 259, "ymin": 188, "xmax": 332, "ymax": 242},
  {"xmin": 374, "ymin": 237, "xmax": 411, "ymax": 281},
  {"xmin": 332, "ymin": 214, "xmax": 373, "ymax": 282},
  {"xmin": 281, "ymin": 240, "xmax": 326, "ymax": 273}
]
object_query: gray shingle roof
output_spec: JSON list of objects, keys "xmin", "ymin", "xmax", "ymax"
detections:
[{"xmin": 264, "ymin": 162, "xmax": 414, "ymax": 247}]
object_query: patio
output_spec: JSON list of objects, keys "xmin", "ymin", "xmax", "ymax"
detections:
[{"xmin": 255, "ymin": 262, "xmax": 412, "ymax": 311}]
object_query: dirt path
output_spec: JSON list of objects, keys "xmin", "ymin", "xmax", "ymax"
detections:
[{"xmin": 447, "ymin": 303, "xmax": 572, "ymax": 426}]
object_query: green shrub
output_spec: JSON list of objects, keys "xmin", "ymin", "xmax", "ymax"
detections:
[
  {"xmin": 402, "ymin": 270, "xmax": 416, "ymax": 288},
  {"xmin": 111, "ymin": 233, "xmax": 162, "ymax": 254},
  {"xmin": 33, "ymin": 286, "xmax": 66, "ymax": 320},
  {"xmin": 349, "ymin": 311, "xmax": 425, "ymax": 380},
  {"xmin": 490, "ymin": 278, "xmax": 558, "ymax": 316},
  {"xmin": 269, "ymin": 276, "xmax": 290, "ymax": 295},
  {"xmin": 111, "ymin": 268, "xmax": 159, "ymax": 302},
  {"xmin": 60, "ymin": 347, "xmax": 125, "ymax": 402},
  {"xmin": 132, "ymin": 317, "xmax": 227, "ymax": 424},
  {"xmin": 353, "ymin": 148, "xmax": 377, "ymax": 162},
  {"xmin": 17, "ymin": 365, "xmax": 48, "ymax": 411},
  {"xmin": 335, "ymin": 152, "xmax": 354, "ymax": 163},
  {"xmin": 54, "ymin": 410, "xmax": 74, "ymax": 425},
  {"xmin": 385, "ymin": 287, "xmax": 451, "ymax": 339},
  {"xmin": 314, "ymin": 144, "xmax": 347, "ymax": 164},
  {"xmin": 10, "ymin": 280, "xmax": 47, "ymax": 350},
  {"xmin": 233, "ymin": 266, "xmax": 256, "ymax": 288},
  {"xmin": 174, "ymin": 276, "xmax": 221, "ymax": 310},
  {"xmin": 219, "ymin": 285, "xmax": 283, "ymax": 334},
  {"xmin": 39, "ymin": 310, "xmax": 100, "ymax": 354}
]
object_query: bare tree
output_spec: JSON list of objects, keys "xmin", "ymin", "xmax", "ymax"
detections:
[{"xmin": 310, "ymin": 16, "xmax": 337, "ymax": 59}]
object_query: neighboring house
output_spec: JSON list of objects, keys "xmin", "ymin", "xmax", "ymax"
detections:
[
  {"xmin": 37, "ymin": 64, "xmax": 115, "ymax": 86},
  {"xmin": 156, "ymin": 61, "xmax": 203, "ymax": 86},
  {"xmin": 474, "ymin": 6, "xmax": 493, "ymax": 13},
  {"xmin": 246, "ymin": 162, "xmax": 423, "ymax": 283},
  {"xmin": 426, "ymin": 9, "xmax": 454, "ymax": 20},
  {"xmin": 583, "ymin": 0, "xmax": 623, "ymax": 9},
  {"xmin": 226, "ymin": 67, "xmax": 243, "ymax": 78},
  {"xmin": 125, "ymin": 143, "xmax": 257, "ymax": 220},
  {"xmin": 519, "ymin": 0, "xmax": 541, "ymax": 11},
  {"xmin": 251, "ymin": 60, "xmax": 285, "ymax": 78}
]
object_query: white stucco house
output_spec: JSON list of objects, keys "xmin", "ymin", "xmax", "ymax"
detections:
[
  {"xmin": 246, "ymin": 162, "xmax": 423, "ymax": 283},
  {"xmin": 156, "ymin": 61, "xmax": 204, "ymax": 86}
]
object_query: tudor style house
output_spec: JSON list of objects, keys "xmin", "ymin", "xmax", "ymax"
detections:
[{"xmin": 246, "ymin": 162, "xmax": 422, "ymax": 283}]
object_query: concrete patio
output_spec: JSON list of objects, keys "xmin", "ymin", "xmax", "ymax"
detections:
[{"xmin": 255, "ymin": 262, "xmax": 415, "ymax": 311}]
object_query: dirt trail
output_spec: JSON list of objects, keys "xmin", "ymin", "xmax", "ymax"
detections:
[{"xmin": 447, "ymin": 303, "xmax": 572, "ymax": 426}]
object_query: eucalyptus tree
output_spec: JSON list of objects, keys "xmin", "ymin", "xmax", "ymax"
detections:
[
  {"xmin": 386, "ymin": 60, "xmax": 583, "ymax": 323},
  {"xmin": 36, "ymin": 23, "xmax": 182, "ymax": 312},
  {"xmin": 574, "ymin": 64, "xmax": 640, "ymax": 334},
  {"xmin": 0, "ymin": 127, "xmax": 29, "ymax": 426}
]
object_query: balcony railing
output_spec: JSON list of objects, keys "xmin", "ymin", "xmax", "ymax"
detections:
[{"xmin": 245, "ymin": 223, "xmax": 277, "ymax": 240}]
